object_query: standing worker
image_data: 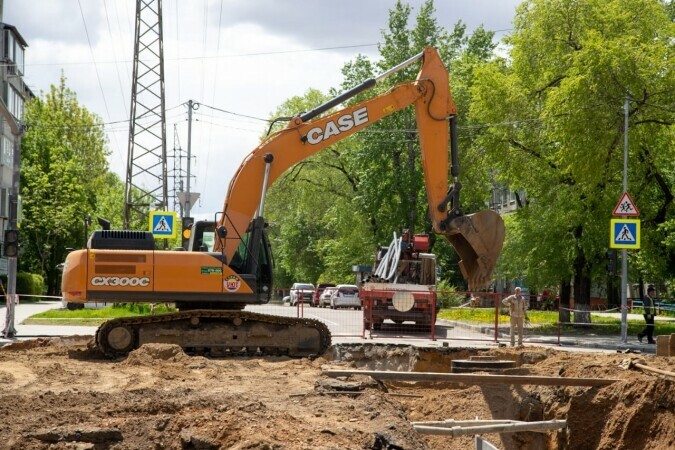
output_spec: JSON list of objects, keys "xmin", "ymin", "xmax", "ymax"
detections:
[
  {"xmin": 637, "ymin": 286, "xmax": 657, "ymax": 344},
  {"xmin": 502, "ymin": 287, "xmax": 528, "ymax": 347}
]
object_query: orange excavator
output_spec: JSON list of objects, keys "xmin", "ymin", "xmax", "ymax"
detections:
[{"xmin": 61, "ymin": 47, "xmax": 504, "ymax": 357}]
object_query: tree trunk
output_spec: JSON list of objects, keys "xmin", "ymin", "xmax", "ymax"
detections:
[
  {"xmin": 607, "ymin": 276, "xmax": 620, "ymax": 308},
  {"xmin": 559, "ymin": 280, "xmax": 571, "ymax": 324},
  {"xmin": 571, "ymin": 226, "xmax": 591, "ymax": 324},
  {"xmin": 573, "ymin": 262, "xmax": 592, "ymax": 324}
]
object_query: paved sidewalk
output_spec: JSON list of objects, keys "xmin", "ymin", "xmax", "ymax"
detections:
[{"xmin": 0, "ymin": 301, "xmax": 98, "ymax": 346}]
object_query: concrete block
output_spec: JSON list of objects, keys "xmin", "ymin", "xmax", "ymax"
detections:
[{"xmin": 655, "ymin": 334, "xmax": 675, "ymax": 357}]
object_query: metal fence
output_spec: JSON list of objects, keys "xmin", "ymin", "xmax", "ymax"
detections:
[{"xmin": 37, "ymin": 284, "xmax": 674, "ymax": 347}]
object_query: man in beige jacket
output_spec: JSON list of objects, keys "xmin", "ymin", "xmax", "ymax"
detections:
[{"xmin": 502, "ymin": 287, "xmax": 528, "ymax": 347}]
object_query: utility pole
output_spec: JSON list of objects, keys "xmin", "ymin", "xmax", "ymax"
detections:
[
  {"xmin": 177, "ymin": 101, "xmax": 199, "ymax": 249},
  {"xmin": 185, "ymin": 100, "xmax": 198, "ymax": 218},
  {"xmin": 2, "ymin": 120, "xmax": 23, "ymax": 339}
]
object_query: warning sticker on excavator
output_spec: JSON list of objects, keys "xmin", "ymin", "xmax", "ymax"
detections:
[{"xmin": 224, "ymin": 275, "xmax": 241, "ymax": 291}]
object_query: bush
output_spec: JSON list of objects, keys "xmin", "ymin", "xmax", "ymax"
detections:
[
  {"xmin": 0, "ymin": 273, "xmax": 45, "ymax": 297},
  {"xmin": 436, "ymin": 279, "xmax": 466, "ymax": 308}
]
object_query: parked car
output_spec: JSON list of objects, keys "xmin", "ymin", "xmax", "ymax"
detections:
[
  {"xmin": 290, "ymin": 283, "xmax": 315, "ymax": 306},
  {"xmin": 330, "ymin": 285, "xmax": 361, "ymax": 310},
  {"xmin": 282, "ymin": 295, "xmax": 291, "ymax": 304},
  {"xmin": 318, "ymin": 287, "xmax": 338, "ymax": 308},
  {"xmin": 313, "ymin": 283, "xmax": 336, "ymax": 307}
]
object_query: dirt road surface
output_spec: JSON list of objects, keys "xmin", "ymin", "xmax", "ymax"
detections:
[{"xmin": 0, "ymin": 337, "xmax": 673, "ymax": 449}]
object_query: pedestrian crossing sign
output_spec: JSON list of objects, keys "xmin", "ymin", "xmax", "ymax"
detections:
[
  {"xmin": 610, "ymin": 219, "xmax": 640, "ymax": 249},
  {"xmin": 149, "ymin": 211, "xmax": 177, "ymax": 238}
]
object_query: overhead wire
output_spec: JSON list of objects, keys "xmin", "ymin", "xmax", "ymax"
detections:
[
  {"xmin": 200, "ymin": 0, "xmax": 226, "ymax": 208},
  {"xmin": 102, "ymin": 0, "xmax": 129, "ymax": 120},
  {"xmin": 22, "ymin": 43, "xmax": 380, "ymax": 67},
  {"xmin": 77, "ymin": 0, "xmax": 125, "ymax": 162},
  {"xmin": 175, "ymin": 0, "xmax": 181, "ymax": 104}
]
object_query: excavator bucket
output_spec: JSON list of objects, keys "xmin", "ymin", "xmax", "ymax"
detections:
[{"xmin": 442, "ymin": 210, "xmax": 505, "ymax": 291}]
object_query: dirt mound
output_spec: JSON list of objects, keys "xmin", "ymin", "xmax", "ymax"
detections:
[
  {"xmin": 0, "ymin": 339, "xmax": 673, "ymax": 449},
  {"xmin": 122, "ymin": 343, "xmax": 191, "ymax": 366}
]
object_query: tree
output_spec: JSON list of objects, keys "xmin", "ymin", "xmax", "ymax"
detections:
[
  {"xmin": 20, "ymin": 77, "xmax": 120, "ymax": 294},
  {"xmin": 470, "ymin": 0, "xmax": 674, "ymax": 320}
]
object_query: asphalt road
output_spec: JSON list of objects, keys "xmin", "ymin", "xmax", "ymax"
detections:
[{"xmin": 0, "ymin": 301, "xmax": 658, "ymax": 354}]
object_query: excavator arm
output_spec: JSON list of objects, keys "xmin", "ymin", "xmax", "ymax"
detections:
[
  {"xmin": 60, "ymin": 46, "xmax": 503, "ymax": 358},
  {"xmin": 218, "ymin": 47, "xmax": 504, "ymax": 290}
]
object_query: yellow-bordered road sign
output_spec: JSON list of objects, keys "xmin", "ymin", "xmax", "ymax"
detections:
[
  {"xmin": 610, "ymin": 219, "xmax": 640, "ymax": 249},
  {"xmin": 149, "ymin": 211, "xmax": 177, "ymax": 238}
]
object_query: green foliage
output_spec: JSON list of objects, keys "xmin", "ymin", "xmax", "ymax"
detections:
[
  {"xmin": 0, "ymin": 273, "xmax": 44, "ymax": 296},
  {"xmin": 435, "ymin": 279, "xmax": 465, "ymax": 307},
  {"xmin": 470, "ymin": 0, "xmax": 675, "ymax": 296},
  {"xmin": 17, "ymin": 273, "xmax": 44, "ymax": 295},
  {"xmin": 19, "ymin": 76, "xmax": 126, "ymax": 294}
]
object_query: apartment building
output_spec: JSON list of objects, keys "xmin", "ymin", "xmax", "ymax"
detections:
[{"xmin": 0, "ymin": 19, "xmax": 31, "ymax": 275}]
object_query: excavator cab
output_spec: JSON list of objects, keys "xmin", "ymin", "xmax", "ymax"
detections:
[{"xmin": 189, "ymin": 219, "xmax": 273, "ymax": 297}]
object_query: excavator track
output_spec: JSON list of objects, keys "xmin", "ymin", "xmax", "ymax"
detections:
[{"xmin": 95, "ymin": 310, "xmax": 331, "ymax": 358}]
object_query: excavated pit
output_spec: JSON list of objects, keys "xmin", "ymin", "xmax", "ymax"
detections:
[
  {"xmin": 326, "ymin": 343, "xmax": 675, "ymax": 450},
  {"xmin": 0, "ymin": 338, "xmax": 673, "ymax": 450}
]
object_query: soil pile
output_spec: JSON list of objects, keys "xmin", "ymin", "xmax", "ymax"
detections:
[{"xmin": 0, "ymin": 337, "xmax": 672, "ymax": 449}]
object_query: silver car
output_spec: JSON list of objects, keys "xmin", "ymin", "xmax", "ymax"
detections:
[
  {"xmin": 330, "ymin": 285, "xmax": 361, "ymax": 310},
  {"xmin": 290, "ymin": 283, "xmax": 315, "ymax": 306},
  {"xmin": 319, "ymin": 287, "xmax": 337, "ymax": 308}
]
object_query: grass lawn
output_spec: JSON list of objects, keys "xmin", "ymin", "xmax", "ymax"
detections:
[
  {"xmin": 438, "ymin": 307, "xmax": 675, "ymax": 336},
  {"xmin": 23, "ymin": 304, "xmax": 176, "ymax": 326}
]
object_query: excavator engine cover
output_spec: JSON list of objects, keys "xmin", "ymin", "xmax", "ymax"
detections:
[{"xmin": 444, "ymin": 210, "xmax": 505, "ymax": 291}]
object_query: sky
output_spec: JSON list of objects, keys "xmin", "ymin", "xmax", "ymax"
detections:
[{"xmin": 3, "ymin": 0, "xmax": 520, "ymax": 222}]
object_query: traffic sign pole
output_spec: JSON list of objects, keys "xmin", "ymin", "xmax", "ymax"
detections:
[{"xmin": 620, "ymin": 97, "xmax": 629, "ymax": 345}]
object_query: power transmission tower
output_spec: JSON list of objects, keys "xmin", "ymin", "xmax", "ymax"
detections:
[
  {"xmin": 124, "ymin": 0, "xmax": 167, "ymax": 229},
  {"xmin": 169, "ymin": 124, "xmax": 187, "ymax": 216}
]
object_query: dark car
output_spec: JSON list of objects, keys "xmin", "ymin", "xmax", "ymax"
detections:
[{"xmin": 313, "ymin": 283, "xmax": 336, "ymax": 307}]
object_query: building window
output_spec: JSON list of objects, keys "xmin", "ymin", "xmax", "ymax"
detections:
[
  {"xmin": 0, "ymin": 136, "xmax": 12, "ymax": 167},
  {"xmin": 5, "ymin": 85, "xmax": 24, "ymax": 121},
  {"xmin": 0, "ymin": 188, "xmax": 7, "ymax": 218},
  {"xmin": 4, "ymin": 30, "xmax": 24, "ymax": 75}
]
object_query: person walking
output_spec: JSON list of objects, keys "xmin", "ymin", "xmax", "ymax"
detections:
[
  {"xmin": 502, "ymin": 287, "xmax": 528, "ymax": 347},
  {"xmin": 637, "ymin": 286, "xmax": 657, "ymax": 344}
]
